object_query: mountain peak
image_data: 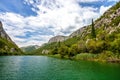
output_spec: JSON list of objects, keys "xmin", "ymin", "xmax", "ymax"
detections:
[
  {"xmin": 0, "ymin": 21, "xmax": 22, "ymax": 55},
  {"xmin": 0, "ymin": 21, "xmax": 12, "ymax": 42}
]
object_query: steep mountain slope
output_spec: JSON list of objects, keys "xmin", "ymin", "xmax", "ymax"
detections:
[
  {"xmin": 70, "ymin": 2, "xmax": 120, "ymax": 39},
  {"xmin": 32, "ymin": 2, "xmax": 120, "ymax": 58},
  {"xmin": 0, "ymin": 21, "xmax": 22, "ymax": 55}
]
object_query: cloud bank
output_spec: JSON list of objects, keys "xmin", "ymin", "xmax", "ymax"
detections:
[{"xmin": 0, "ymin": 0, "xmax": 117, "ymax": 47}]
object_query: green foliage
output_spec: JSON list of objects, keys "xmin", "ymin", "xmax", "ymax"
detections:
[
  {"xmin": 50, "ymin": 47, "xmax": 58, "ymax": 55},
  {"xmin": 58, "ymin": 45, "xmax": 68, "ymax": 58},
  {"xmin": 68, "ymin": 44, "xmax": 78, "ymax": 57},
  {"xmin": 91, "ymin": 19, "xmax": 96, "ymax": 38},
  {"xmin": 97, "ymin": 28, "xmax": 106, "ymax": 40},
  {"xmin": 0, "ymin": 38, "xmax": 6, "ymax": 48},
  {"xmin": 64, "ymin": 36, "xmax": 80, "ymax": 47},
  {"xmin": 111, "ymin": 16, "xmax": 120, "ymax": 26},
  {"xmin": 86, "ymin": 39, "xmax": 110, "ymax": 54},
  {"xmin": 106, "ymin": 33, "xmax": 116, "ymax": 41},
  {"xmin": 86, "ymin": 39, "xmax": 96, "ymax": 53},
  {"xmin": 77, "ymin": 40, "xmax": 87, "ymax": 53},
  {"xmin": 21, "ymin": 46, "xmax": 37, "ymax": 52},
  {"xmin": 31, "ymin": 42, "xmax": 59, "ymax": 55},
  {"xmin": 0, "ymin": 38, "xmax": 22, "ymax": 55},
  {"xmin": 110, "ymin": 38, "xmax": 120, "ymax": 53},
  {"xmin": 75, "ymin": 53, "xmax": 96, "ymax": 60},
  {"xmin": 111, "ymin": 2, "xmax": 120, "ymax": 11},
  {"xmin": 98, "ymin": 51, "xmax": 114, "ymax": 61}
]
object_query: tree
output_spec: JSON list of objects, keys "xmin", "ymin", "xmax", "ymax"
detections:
[
  {"xmin": 91, "ymin": 19, "xmax": 96, "ymax": 38},
  {"xmin": 50, "ymin": 47, "xmax": 58, "ymax": 55},
  {"xmin": 58, "ymin": 45, "xmax": 68, "ymax": 58},
  {"xmin": 78, "ymin": 40, "xmax": 87, "ymax": 53},
  {"xmin": 86, "ymin": 39, "xmax": 97, "ymax": 53},
  {"xmin": 68, "ymin": 44, "xmax": 78, "ymax": 57},
  {"xmin": 110, "ymin": 38, "xmax": 120, "ymax": 53}
]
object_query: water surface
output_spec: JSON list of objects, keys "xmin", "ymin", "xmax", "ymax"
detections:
[{"xmin": 0, "ymin": 56, "xmax": 120, "ymax": 80}]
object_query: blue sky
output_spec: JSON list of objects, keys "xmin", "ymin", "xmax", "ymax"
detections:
[{"xmin": 0, "ymin": 0, "xmax": 118, "ymax": 47}]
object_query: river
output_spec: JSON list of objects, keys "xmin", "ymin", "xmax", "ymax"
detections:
[{"xmin": 0, "ymin": 56, "xmax": 120, "ymax": 80}]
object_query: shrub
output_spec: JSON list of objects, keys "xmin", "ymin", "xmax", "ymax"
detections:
[
  {"xmin": 86, "ymin": 39, "xmax": 97, "ymax": 53},
  {"xmin": 58, "ymin": 45, "xmax": 68, "ymax": 58},
  {"xmin": 77, "ymin": 40, "xmax": 87, "ymax": 53},
  {"xmin": 75, "ymin": 53, "xmax": 95, "ymax": 60},
  {"xmin": 110, "ymin": 38, "xmax": 120, "ymax": 53}
]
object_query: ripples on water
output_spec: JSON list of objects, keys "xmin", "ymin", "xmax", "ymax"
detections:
[{"xmin": 0, "ymin": 56, "xmax": 120, "ymax": 80}]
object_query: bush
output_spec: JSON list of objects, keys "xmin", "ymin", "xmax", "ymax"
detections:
[
  {"xmin": 110, "ymin": 38, "xmax": 120, "ymax": 53},
  {"xmin": 86, "ymin": 39, "xmax": 111, "ymax": 54},
  {"xmin": 50, "ymin": 47, "xmax": 58, "ymax": 55},
  {"xmin": 58, "ymin": 45, "xmax": 68, "ymax": 58},
  {"xmin": 0, "ymin": 39, "xmax": 6, "ymax": 48},
  {"xmin": 77, "ymin": 40, "xmax": 87, "ymax": 53},
  {"xmin": 75, "ymin": 53, "xmax": 96, "ymax": 60},
  {"xmin": 111, "ymin": 16, "xmax": 120, "ymax": 26},
  {"xmin": 86, "ymin": 39, "xmax": 97, "ymax": 53},
  {"xmin": 98, "ymin": 51, "xmax": 114, "ymax": 61},
  {"xmin": 68, "ymin": 47, "xmax": 76, "ymax": 57}
]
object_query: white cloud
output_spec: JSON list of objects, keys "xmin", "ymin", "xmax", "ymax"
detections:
[
  {"xmin": 99, "ymin": 5, "xmax": 112, "ymax": 15},
  {"xmin": 77, "ymin": 0, "xmax": 104, "ymax": 2},
  {"xmin": 0, "ymin": 0, "xmax": 112, "ymax": 47}
]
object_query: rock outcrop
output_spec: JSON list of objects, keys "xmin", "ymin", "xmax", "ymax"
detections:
[
  {"xmin": 69, "ymin": 2, "xmax": 120, "ymax": 38},
  {"xmin": 0, "ymin": 21, "xmax": 22, "ymax": 54},
  {"xmin": 69, "ymin": 26, "xmax": 87, "ymax": 38},
  {"xmin": 48, "ymin": 35, "xmax": 68, "ymax": 43},
  {"xmin": 0, "ymin": 21, "xmax": 12, "ymax": 42}
]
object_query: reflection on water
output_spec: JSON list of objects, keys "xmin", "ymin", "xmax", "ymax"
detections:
[{"xmin": 0, "ymin": 56, "xmax": 120, "ymax": 80}]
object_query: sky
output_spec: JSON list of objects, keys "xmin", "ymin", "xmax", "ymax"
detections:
[{"xmin": 0, "ymin": 0, "xmax": 119, "ymax": 47}]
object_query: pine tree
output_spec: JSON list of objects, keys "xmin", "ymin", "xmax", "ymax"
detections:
[{"xmin": 91, "ymin": 19, "xmax": 96, "ymax": 38}]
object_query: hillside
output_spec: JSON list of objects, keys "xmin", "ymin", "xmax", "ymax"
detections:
[
  {"xmin": 31, "ymin": 2, "xmax": 120, "ymax": 61},
  {"xmin": 0, "ymin": 21, "xmax": 22, "ymax": 55},
  {"xmin": 21, "ymin": 45, "xmax": 39, "ymax": 53}
]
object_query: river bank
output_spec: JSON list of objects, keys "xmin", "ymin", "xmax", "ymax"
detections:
[{"xmin": 47, "ymin": 53, "xmax": 120, "ymax": 63}]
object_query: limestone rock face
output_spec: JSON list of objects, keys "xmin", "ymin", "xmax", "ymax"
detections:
[
  {"xmin": 0, "ymin": 21, "xmax": 22, "ymax": 54},
  {"xmin": 69, "ymin": 3, "xmax": 120, "ymax": 38},
  {"xmin": 69, "ymin": 26, "xmax": 87, "ymax": 38},
  {"xmin": 42, "ymin": 49, "xmax": 49, "ymax": 54},
  {"xmin": 0, "ymin": 21, "xmax": 12, "ymax": 42},
  {"xmin": 48, "ymin": 35, "xmax": 68, "ymax": 43}
]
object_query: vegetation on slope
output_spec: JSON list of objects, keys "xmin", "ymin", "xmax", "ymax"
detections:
[
  {"xmin": 0, "ymin": 37, "xmax": 22, "ymax": 55},
  {"xmin": 31, "ymin": 2, "xmax": 120, "ymax": 62},
  {"xmin": 21, "ymin": 45, "xmax": 39, "ymax": 53}
]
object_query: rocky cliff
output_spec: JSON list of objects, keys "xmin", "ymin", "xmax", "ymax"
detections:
[
  {"xmin": 70, "ymin": 2, "xmax": 120, "ymax": 38},
  {"xmin": 48, "ymin": 35, "xmax": 68, "ymax": 43},
  {"xmin": 0, "ymin": 21, "xmax": 22, "ymax": 55},
  {"xmin": 0, "ymin": 21, "xmax": 12, "ymax": 42},
  {"xmin": 69, "ymin": 26, "xmax": 87, "ymax": 38}
]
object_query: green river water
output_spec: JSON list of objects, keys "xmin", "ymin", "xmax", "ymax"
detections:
[{"xmin": 0, "ymin": 56, "xmax": 120, "ymax": 80}]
